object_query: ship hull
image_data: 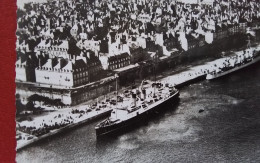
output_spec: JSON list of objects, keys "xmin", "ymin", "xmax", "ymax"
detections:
[
  {"xmin": 206, "ymin": 56, "xmax": 260, "ymax": 80},
  {"xmin": 95, "ymin": 91, "xmax": 180, "ymax": 137}
]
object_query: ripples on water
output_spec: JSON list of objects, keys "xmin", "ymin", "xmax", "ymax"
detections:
[{"xmin": 17, "ymin": 65, "xmax": 260, "ymax": 163}]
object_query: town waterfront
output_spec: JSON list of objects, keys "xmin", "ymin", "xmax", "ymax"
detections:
[{"xmin": 16, "ymin": 64, "xmax": 260, "ymax": 163}]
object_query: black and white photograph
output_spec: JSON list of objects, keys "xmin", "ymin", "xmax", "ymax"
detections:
[{"xmin": 15, "ymin": 0, "xmax": 260, "ymax": 162}]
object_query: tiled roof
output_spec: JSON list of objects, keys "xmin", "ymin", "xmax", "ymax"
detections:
[{"xmin": 108, "ymin": 52, "xmax": 129, "ymax": 62}]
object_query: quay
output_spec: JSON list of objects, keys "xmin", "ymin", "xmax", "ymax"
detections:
[
  {"xmin": 16, "ymin": 44, "xmax": 260, "ymax": 151},
  {"xmin": 16, "ymin": 107, "xmax": 112, "ymax": 151}
]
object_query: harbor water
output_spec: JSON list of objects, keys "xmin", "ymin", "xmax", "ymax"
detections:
[{"xmin": 16, "ymin": 64, "xmax": 260, "ymax": 163}]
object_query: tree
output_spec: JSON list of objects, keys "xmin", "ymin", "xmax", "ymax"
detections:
[
  {"xmin": 26, "ymin": 101, "xmax": 35, "ymax": 111},
  {"xmin": 28, "ymin": 94, "xmax": 42, "ymax": 102},
  {"xmin": 16, "ymin": 94, "xmax": 25, "ymax": 115}
]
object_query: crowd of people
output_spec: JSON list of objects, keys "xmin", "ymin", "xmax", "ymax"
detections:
[
  {"xmin": 17, "ymin": 113, "xmax": 74, "ymax": 137},
  {"xmin": 16, "ymin": 100, "xmax": 111, "ymax": 137}
]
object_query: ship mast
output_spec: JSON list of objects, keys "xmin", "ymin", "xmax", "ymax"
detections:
[
  {"xmin": 153, "ymin": 50, "xmax": 158, "ymax": 97},
  {"xmin": 140, "ymin": 79, "xmax": 146, "ymax": 100},
  {"xmin": 115, "ymin": 73, "xmax": 119, "ymax": 119},
  {"xmin": 247, "ymin": 35, "xmax": 251, "ymax": 49}
]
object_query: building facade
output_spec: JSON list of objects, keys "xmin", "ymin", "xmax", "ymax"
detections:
[{"xmin": 35, "ymin": 57, "xmax": 89, "ymax": 87}]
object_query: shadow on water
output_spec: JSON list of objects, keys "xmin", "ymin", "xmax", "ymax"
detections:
[{"xmin": 95, "ymin": 98, "xmax": 180, "ymax": 148}]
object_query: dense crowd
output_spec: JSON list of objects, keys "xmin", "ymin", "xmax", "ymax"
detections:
[
  {"xmin": 16, "ymin": 101, "xmax": 109, "ymax": 137},
  {"xmin": 19, "ymin": 114, "xmax": 70, "ymax": 136}
]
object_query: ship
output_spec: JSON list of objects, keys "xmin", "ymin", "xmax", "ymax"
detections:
[
  {"xmin": 206, "ymin": 47, "xmax": 260, "ymax": 80},
  {"xmin": 95, "ymin": 77, "xmax": 179, "ymax": 137}
]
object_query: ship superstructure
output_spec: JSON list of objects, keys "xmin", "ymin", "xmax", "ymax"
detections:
[{"xmin": 206, "ymin": 47, "xmax": 260, "ymax": 80}]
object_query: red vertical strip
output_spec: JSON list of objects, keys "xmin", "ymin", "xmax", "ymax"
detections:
[{"xmin": 0, "ymin": 0, "xmax": 17, "ymax": 162}]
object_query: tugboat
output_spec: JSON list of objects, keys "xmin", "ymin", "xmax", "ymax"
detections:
[
  {"xmin": 95, "ymin": 75, "xmax": 179, "ymax": 137},
  {"xmin": 206, "ymin": 47, "xmax": 260, "ymax": 80}
]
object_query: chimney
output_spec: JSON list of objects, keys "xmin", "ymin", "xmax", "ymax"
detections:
[
  {"xmin": 58, "ymin": 57, "xmax": 62, "ymax": 69},
  {"xmin": 72, "ymin": 55, "xmax": 76, "ymax": 64},
  {"xmin": 47, "ymin": 18, "xmax": 50, "ymax": 30}
]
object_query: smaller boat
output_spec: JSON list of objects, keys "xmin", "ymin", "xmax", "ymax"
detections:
[{"xmin": 206, "ymin": 48, "xmax": 260, "ymax": 80}]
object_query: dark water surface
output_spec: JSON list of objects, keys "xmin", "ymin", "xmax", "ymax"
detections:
[{"xmin": 17, "ymin": 64, "xmax": 260, "ymax": 163}]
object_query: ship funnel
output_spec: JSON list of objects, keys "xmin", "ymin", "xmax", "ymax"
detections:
[
  {"xmin": 132, "ymin": 89, "xmax": 137, "ymax": 107},
  {"xmin": 142, "ymin": 89, "xmax": 146, "ymax": 100}
]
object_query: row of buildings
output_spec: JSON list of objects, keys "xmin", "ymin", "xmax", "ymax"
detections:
[
  {"xmin": 16, "ymin": 46, "xmax": 131, "ymax": 87},
  {"xmin": 15, "ymin": 0, "xmax": 260, "ymax": 105}
]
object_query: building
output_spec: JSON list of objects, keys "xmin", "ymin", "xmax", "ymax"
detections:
[
  {"xmin": 108, "ymin": 52, "xmax": 131, "ymax": 71},
  {"xmin": 40, "ymin": 28, "xmax": 54, "ymax": 39},
  {"xmin": 137, "ymin": 13, "xmax": 151, "ymax": 23},
  {"xmin": 146, "ymin": 34, "xmax": 156, "ymax": 51},
  {"xmin": 70, "ymin": 23, "xmax": 78, "ymax": 38},
  {"xmin": 155, "ymin": 33, "xmax": 164, "ymax": 46},
  {"xmin": 35, "ymin": 57, "xmax": 89, "ymax": 87},
  {"xmin": 76, "ymin": 39, "xmax": 100, "ymax": 55},
  {"xmin": 128, "ymin": 34, "xmax": 147, "ymax": 49},
  {"xmin": 15, "ymin": 56, "xmax": 36, "ymax": 82},
  {"xmin": 84, "ymin": 50, "xmax": 103, "ymax": 82},
  {"xmin": 16, "ymin": 40, "xmax": 30, "ymax": 52},
  {"xmin": 35, "ymin": 39, "xmax": 70, "ymax": 59},
  {"xmin": 163, "ymin": 32, "xmax": 180, "ymax": 50}
]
